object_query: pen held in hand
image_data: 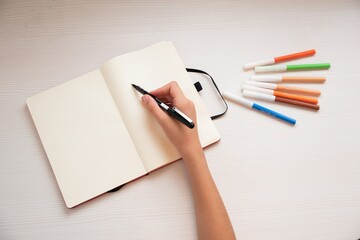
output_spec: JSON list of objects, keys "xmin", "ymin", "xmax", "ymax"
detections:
[{"xmin": 132, "ymin": 84, "xmax": 195, "ymax": 129}]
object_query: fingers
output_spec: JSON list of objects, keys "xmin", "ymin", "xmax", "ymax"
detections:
[
  {"xmin": 150, "ymin": 81, "xmax": 192, "ymax": 112},
  {"xmin": 142, "ymin": 95, "xmax": 165, "ymax": 119},
  {"xmin": 150, "ymin": 81, "xmax": 186, "ymax": 102},
  {"xmin": 142, "ymin": 82, "xmax": 196, "ymax": 130},
  {"xmin": 141, "ymin": 95, "xmax": 173, "ymax": 128}
]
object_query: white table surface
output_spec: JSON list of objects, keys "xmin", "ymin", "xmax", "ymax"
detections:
[{"xmin": 1, "ymin": 1, "xmax": 360, "ymax": 239}]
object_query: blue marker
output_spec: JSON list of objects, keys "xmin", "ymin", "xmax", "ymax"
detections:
[{"xmin": 223, "ymin": 91, "xmax": 296, "ymax": 125}]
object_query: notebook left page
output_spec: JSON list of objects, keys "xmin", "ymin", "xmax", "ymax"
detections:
[{"xmin": 26, "ymin": 70, "xmax": 147, "ymax": 208}]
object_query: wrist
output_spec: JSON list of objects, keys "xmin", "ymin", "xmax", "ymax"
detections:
[
  {"xmin": 179, "ymin": 139, "xmax": 202, "ymax": 156},
  {"xmin": 180, "ymin": 142, "xmax": 206, "ymax": 165}
]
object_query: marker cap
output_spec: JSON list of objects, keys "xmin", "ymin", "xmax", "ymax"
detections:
[
  {"xmin": 243, "ymin": 58, "xmax": 275, "ymax": 70},
  {"xmin": 245, "ymin": 81, "xmax": 276, "ymax": 90},
  {"xmin": 222, "ymin": 91, "xmax": 253, "ymax": 108},
  {"xmin": 242, "ymin": 85, "xmax": 274, "ymax": 95},
  {"xmin": 255, "ymin": 65, "xmax": 287, "ymax": 73},
  {"xmin": 243, "ymin": 90, "xmax": 276, "ymax": 102}
]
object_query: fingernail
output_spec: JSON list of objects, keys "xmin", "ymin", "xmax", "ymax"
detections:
[{"xmin": 142, "ymin": 95, "xmax": 150, "ymax": 104}]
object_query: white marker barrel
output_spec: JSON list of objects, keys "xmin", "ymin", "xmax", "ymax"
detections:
[
  {"xmin": 222, "ymin": 91, "xmax": 253, "ymax": 109},
  {"xmin": 243, "ymin": 90, "xmax": 276, "ymax": 102},
  {"xmin": 242, "ymin": 85, "xmax": 274, "ymax": 95},
  {"xmin": 254, "ymin": 65, "xmax": 287, "ymax": 73},
  {"xmin": 243, "ymin": 58, "xmax": 275, "ymax": 70},
  {"xmin": 244, "ymin": 81, "xmax": 276, "ymax": 90},
  {"xmin": 249, "ymin": 75, "xmax": 283, "ymax": 82}
]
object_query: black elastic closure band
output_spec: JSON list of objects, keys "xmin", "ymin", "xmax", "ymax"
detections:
[{"xmin": 186, "ymin": 68, "xmax": 228, "ymax": 120}]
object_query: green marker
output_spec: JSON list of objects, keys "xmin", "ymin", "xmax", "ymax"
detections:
[{"xmin": 255, "ymin": 63, "xmax": 331, "ymax": 73}]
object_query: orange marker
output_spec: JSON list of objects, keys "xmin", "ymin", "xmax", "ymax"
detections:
[
  {"xmin": 245, "ymin": 81, "xmax": 321, "ymax": 96},
  {"xmin": 243, "ymin": 90, "xmax": 320, "ymax": 110},
  {"xmin": 242, "ymin": 85, "xmax": 318, "ymax": 105},
  {"xmin": 274, "ymin": 50, "xmax": 316, "ymax": 63},
  {"xmin": 282, "ymin": 76, "xmax": 326, "ymax": 83},
  {"xmin": 244, "ymin": 49, "xmax": 316, "ymax": 70}
]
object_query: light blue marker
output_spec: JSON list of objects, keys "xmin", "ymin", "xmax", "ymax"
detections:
[{"xmin": 223, "ymin": 91, "xmax": 296, "ymax": 125}]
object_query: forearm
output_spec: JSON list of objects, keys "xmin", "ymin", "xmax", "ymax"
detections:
[
  {"xmin": 182, "ymin": 146, "xmax": 236, "ymax": 240},
  {"xmin": 143, "ymin": 82, "xmax": 234, "ymax": 238}
]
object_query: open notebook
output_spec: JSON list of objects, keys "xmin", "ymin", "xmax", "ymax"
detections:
[{"xmin": 26, "ymin": 42, "xmax": 220, "ymax": 208}]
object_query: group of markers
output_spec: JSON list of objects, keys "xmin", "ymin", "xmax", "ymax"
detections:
[{"xmin": 223, "ymin": 49, "xmax": 330, "ymax": 125}]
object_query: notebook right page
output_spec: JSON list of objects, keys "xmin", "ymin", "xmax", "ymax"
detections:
[{"xmin": 101, "ymin": 42, "xmax": 220, "ymax": 172}]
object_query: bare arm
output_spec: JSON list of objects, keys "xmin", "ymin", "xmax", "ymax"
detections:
[{"xmin": 141, "ymin": 81, "xmax": 235, "ymax": 240}]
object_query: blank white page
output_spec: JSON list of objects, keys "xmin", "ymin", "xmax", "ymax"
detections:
[{"xmin": 26, "ymin": 70, "xmax": 147, "ymax": 208}]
